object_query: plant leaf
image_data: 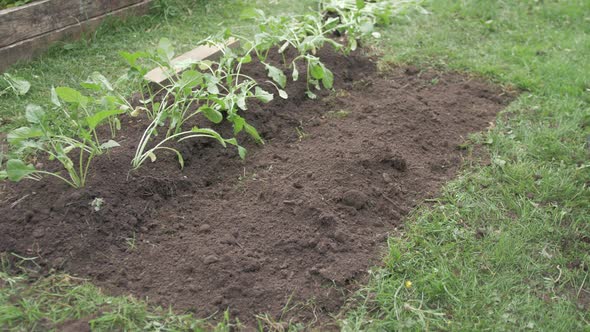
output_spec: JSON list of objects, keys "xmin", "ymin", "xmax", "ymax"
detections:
[
  {"xmin": 255, "ymin": 87, "xmax": 274, "ymax": 103},
  {"xmin": 55, "ymin": 87, "xmax": 89, "ymax": 107},
  {"xmin": 278, "ymin": 89, "xmax": 288, "ymax": 99},
  {"xmin": 322, "ymin": 67, "xmax": 334, "ymax": 89},
  {"xmin": 4, "ymin": 74, "xmax": 31, "ymax": 96},
  {"xmin": 157, "ymin": 38, "xmax": 175, "ymax": 62},
  {"xmin": 25, "ymin": 104, "xmax": 45, "ymax": 124},
  {"xmin": 177, "ymin": 70, "xmax": 203, "ymax": 89},
  {"xmin": 86, "ymin": 110, "xmax": 124, "ymax": 130},
  {"xmin": 199, "ymin": 106, "xmax": 223, "ymax": 124},
  {"xmin": 310, "ymin": 63, "xmax": 325, "ymax": 80},
  {"xmin": 356, "ymin": 0, "xmax": 366, "ymax": 10},
  {"xmin": 6, "ymin": 159, "xmax": 36, "ymax": 182},
  {"xmin": 99, "ymin": 140, "xmax": 120, "ymax": 150},
  {"xmin": 264, "ymin": 64, "xmax": 287, "ymax": 88},
  {"xmin": 244, "ymin": 122, "xmax": 263, "ymax": 143},
  {"xmin": 8, "ymin": 127, "xmax": 44, "ymax": 145}
]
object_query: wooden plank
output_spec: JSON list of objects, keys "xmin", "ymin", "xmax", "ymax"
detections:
[
  {"xmin": 145, "ymin": 38, "xmax": 241, "ymax": 84},
  {"xmin": 0, "ymin": 0, "xmax": 145, "ymax": 48},
  {"xmin": 0, "ymin": 1, "xmax": 151, "ymax": 73}
]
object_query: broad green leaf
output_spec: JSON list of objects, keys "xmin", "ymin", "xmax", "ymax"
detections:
[
  {"xmin": 4, "ymin": 74, "xmax": 30, "ymax": 96},
  {"xmin": 237, "ymin": 146, "xmax": 247, "ymax": 159},
  {"xmin": 360, "ymin": 20, "xmax": 374, "ymax": 34},
  {"xmin": 310, "ymin": 63, "xmax": 325, "ymax": 80},
  {"xmin": 0, "ymin": 170, "xmax": 7, "ymax": 180},
  {"xmin": 244, "ymin": 123, "xmax": 263, "ymax": 143},
  {"xmin": 55, "ymin": 87, "xmax": 89, "ymax": 107},
  {"xmin": 25, "ymin": 104, "xmax": 45, "ymax": 124},
  {"xmin": 322, "ymin": 67, "xmax": 334, "ymax": 89},
  {"xmin": 99, "ymin": 140, "xmax": 120, "ymax": 150},
  {"xmin": 6, "ymin": 159, "xmax": 36, "ymax": 182},
  {"xmin": 199, "ymin": 106, "xmax": 223, "ymax": 124},
  {"xmin": 255, "ymin": 87, "xmax": 274, "ymax": 103},
  {"xmin": 231, "ymin": 115, "xmax": 246, "ymax": 135},
  {"xmin": 157, "ymin": 38, "xmax": 175, "ymax": 62},
  {"xmin": 86, "ymin": 110, "xmax": 124, "ymax": 130},
  {"xmin": 240, "ymin": 54, "xmax": 252, "ymax": 64},
  {"xmin": 8, "ymin": 127, "xmax": 44, "ymax": 144},
  {"xmin": 207, "ymin": 82, "xmax": 220, "ymax": 94},
  {"xmin": 177, "ymin": 70, "xmax": 203, "ymax": 89},
  {"xmin": 237, "ymin": 95, "xmax": 248, "ymax": 110},
  {"xmin": 119, "ymin": 51, "xmax": 149, "ymax": 67},
  {"xmin": 80, "ymin": 82, "xmax": 102, "ymax": 91},
  {"xmin": 264, "ymin": 64, "xmax": 287, "ymax": 88},
  {"xmin": 356, "ymin": 0, "xmax": 365, "ymax": 10}
]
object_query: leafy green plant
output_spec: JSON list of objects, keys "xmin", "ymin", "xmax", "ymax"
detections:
[
  {"xmin": 321, "ymin": 0, "xmax": 427, "ymax": 50},
  {"xmin": 123, "ymin": 37, "xmax": 286, "ymax": 170},
  {"xmin": 1, "ymin": 74, "xmax": 127, "ymax": 188}
]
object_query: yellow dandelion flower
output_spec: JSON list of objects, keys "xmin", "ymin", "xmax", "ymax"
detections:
[{"xmin": 405, "ymin": 280, "xmax": 412, "ymax": 289}]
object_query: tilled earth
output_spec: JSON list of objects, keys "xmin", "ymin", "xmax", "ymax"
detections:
[{"xmin": 0, "ymin": 47, "xmax": 512, "ymax": 328}]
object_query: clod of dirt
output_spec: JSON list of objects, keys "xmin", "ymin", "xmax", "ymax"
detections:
[
  {"xmin": 341, "ymin": 190, "xmax": 370, "ymax": 210},
  {"xmin": 318, "ymin": 212, "xmax": 338, "ymax": 226},
  {"xmin": 203, "ymin": 255, "xmax": 220, "ymax": 265},
  {"xmin": 32, "ymin": 228, "xmax": 45, "ymax": 238},
  {"xmin": 332, "ymin": 229, "xmax": 348, "ymax": 243},
  {"xmin": 198, "ymin": 224, "xmax": 211, "ymax": 233},
  {"xmin": 382, "ymin": 155, "xmax": 407, "ymax": 172}
]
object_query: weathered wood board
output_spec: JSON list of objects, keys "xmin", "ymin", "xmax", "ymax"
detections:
[
  {"xmin": 0, "ymin": 0, "xmax": 151, "ymax": 72},
  {"xmin": 144, "ymin": 38, "xmax": 240, "ymax": 85}
]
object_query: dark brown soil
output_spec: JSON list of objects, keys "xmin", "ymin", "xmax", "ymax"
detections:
[{"xmin": 0, "ymin": 48, "xmax": 512, "ymax": 328}]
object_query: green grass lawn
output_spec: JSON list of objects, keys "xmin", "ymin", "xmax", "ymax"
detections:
[{"xmin": 1, "ymin": 0, "xmax": 589, "ymax": 331}]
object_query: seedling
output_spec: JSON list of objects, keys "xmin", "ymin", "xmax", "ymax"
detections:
[
  {"xmin": 90, "ymin": 197, "xmax": 105, "ymax": 212},
  {"xmin": 2, "ymin": 73, "xmax": 126, "ymax": 188},
  {"xmin": 326, "ymin": 110, "xmax": 350, "ymax": 118}
]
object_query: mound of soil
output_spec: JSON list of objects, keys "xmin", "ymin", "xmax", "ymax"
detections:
[{"xmin": 0, "ymin": 47, "xmax": 512, "ymax": 328}]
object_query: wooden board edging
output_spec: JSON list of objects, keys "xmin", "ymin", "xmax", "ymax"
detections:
[
  {"xmin": 0, "ymin": 0, "xmax": 151, "ymax": 72},
  {"xmin": 144, "ymin": 38, "xmax": 241, "ymax": 85}
]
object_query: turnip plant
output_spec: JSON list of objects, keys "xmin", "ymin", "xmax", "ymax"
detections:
[{"xmin": 1, "ymin": 74, "xmax": 127, "ymax": 188}]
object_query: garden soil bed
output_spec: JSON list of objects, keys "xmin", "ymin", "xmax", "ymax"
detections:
[{"xmin": 0, "ymin": 48, "xmax": 512, "ymax": 328}]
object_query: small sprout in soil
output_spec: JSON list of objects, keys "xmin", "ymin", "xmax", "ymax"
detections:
[
  {"xmin": 125, "ymin": 233, "xmax": 137, "ymax": 251},
  {"xmin": 295, "ymin": 126, "xmax": 310, "ymax": 141},
  {"xmin": 326, "ymin": 110, "xmax": 350, "ymax": 119},
  {"xmin": 90, "ymin": 197, "xmax": 105, "ymax": 212}
]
